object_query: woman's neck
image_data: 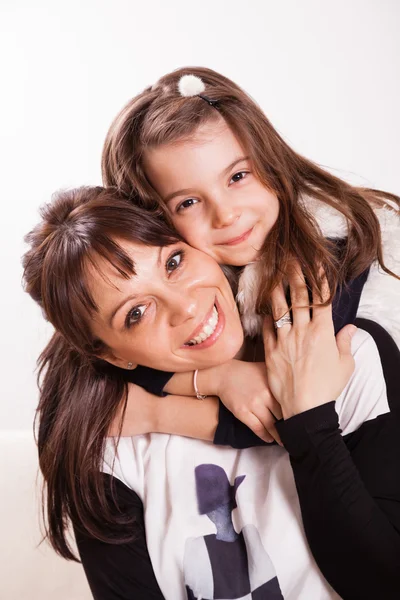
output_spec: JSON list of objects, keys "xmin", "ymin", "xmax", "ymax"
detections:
[{"xmin": 235, "ymin": 335, "xmax": 264, "ymax": 362}]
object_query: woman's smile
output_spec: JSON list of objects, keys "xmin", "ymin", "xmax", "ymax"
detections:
[{"xmin": 183, "ymin": 299, "xmax": 225, "ymax": 349}]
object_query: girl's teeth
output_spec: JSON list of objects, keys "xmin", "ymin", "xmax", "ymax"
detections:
[{"xmin": 204, "ymin": 325, "xmax": 213, "ymax": 335}]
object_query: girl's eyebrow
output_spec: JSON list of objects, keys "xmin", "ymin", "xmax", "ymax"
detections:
[
  {"xmin": 164, "ymin": 156, "xmax": 250, "ymax": 204},
  {"xmin": 164, "ymin": 188, "xmax": 193, "ymax": 204},
  {"xmin": 222, "ymin": 156, "xmax": 249, "ymax": 177}
]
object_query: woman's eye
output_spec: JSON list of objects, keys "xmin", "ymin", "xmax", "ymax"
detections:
[
  {"xmin": 176, "ymin": 198, "xmax": 198, "ymax": 212},
  {"xmin": 230, "ymin": 171, "xmax": 248, "ymax": 184},
  {"xmin": 166, "ymin": 250, "xmax": 183, "ymax": 273},
  {"xmin": 125, "ymin": 305, "xmax": 146, "ymax": 328}
]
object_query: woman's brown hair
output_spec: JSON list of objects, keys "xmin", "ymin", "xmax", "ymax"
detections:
[
  {"xmin": 102, "ymin": 66, "xmax": 399, "ymax": 309},
  {"xmin": 23, "ymin": 186, "xmax": 180, "ymax": 560}
]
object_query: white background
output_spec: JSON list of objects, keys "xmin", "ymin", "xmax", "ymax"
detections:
[{"xmin": 1, "ymin": 0, "xmax": 399, "ymax": 433}]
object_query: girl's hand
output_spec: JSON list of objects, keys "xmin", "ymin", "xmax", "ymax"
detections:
[
  {"xmin": 263, "ymin": 261, "xmax": 356, "ymax": 419},
  {"xmin": 109, "ymin": 383, "xmax": 221, "ymax": 441},
  {"xmin": 212, "ymin": 360, "xmax": 283, "ymax": 444},
  {"xmin": 108, "ymin": 384, "xmax": 157, "ymax": 437}
]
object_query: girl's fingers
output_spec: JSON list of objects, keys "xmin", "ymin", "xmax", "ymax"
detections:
[
  {"xmin": 263, "ymin": 315, "xmax": 277, "ymax": 355},
  {"xmin": 270, "ymin": 282, "xmax": 289, "ymax": 321},
  {"xmin": 267, "ymin": 423, "xmax": 283, "ymax": 446},
  {"xmin": 245, "ymin": 410, "xmax": 282, "ymax": 446},
  {"xmin": 269, "ymin": 397, "xmax": 283, "ymax": 421},
  {"xmin": 287, "ymin": 261, "xmax": 310, "ymax": 328},
  {"xmin": 314, "ymin": 269, "xmax": 331, "ymax": 304},
  {"xmin": 312, "ymin": 271, "xmax": 333, "ymax": 325},
  {"xmin": 244, "ymin": 413, "xmax": 274, "ymax": 443},
  {"xmin": 270, "ymin": 283, "xmax": 291, "ymax": 336},
  {"xmin": 254, "ymin": 403, "xmax": 283, "ymax": 445}
]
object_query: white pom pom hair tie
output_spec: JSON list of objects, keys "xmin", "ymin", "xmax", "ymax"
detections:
[
  {"xmin": 177, "ymin": 74, "xmax": 219, "ymax": 108},
  {"xmin": 178, "ymin": 74, "xmax": 205, "ymax": 97}
]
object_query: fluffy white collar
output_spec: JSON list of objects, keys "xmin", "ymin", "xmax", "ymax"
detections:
[{"xmin": 237, "ymin": 197, "xmax": 400, "ymax": 347}]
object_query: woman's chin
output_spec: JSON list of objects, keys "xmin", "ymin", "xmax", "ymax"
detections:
[{"xmin": 201, "ymin": 328, "xmax": 244, "ymax": 368}]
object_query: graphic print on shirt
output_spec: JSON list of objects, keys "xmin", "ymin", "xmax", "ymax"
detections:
[{"xmin": 183, "ymin": 464, "xmax": 284, "ymax": 600}]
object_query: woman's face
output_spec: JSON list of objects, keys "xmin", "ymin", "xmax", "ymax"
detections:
[
  {"xmin": 87, "ymin": 240, "xmax": 244, "ymax": 372},
  {"xmin": 143, "ymin": 119, "xmax": 280, "ymax": 266}
]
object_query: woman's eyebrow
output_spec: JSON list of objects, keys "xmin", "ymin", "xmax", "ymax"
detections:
[
  {"xmin": 108, "ymin": 293, "xmax": 139, "ymax": 327},
  {"xmin": 108, "ymin": 247, "xmax": 163, "ymax": 327},
  {"xmin": 163, "ymin": 156, "xmax": 250, "ymax": 204}
]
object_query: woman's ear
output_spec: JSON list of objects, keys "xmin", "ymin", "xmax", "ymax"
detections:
[{"xmin": 98, "ymin": 350, "xmax": 138, "ymax": 371}]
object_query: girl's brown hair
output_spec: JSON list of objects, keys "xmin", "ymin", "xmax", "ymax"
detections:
[
  {"xmin": 102, "ymin": 66, "xmax": 399, "ymax": 309},
  {"xmin": 23, "ymin": 186, "xmax": 180, "ymax": 560}
]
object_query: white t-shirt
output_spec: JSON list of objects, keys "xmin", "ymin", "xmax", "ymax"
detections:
[{"xmin": 103, "ymin": 330, "xmax": 389, "ymax": 600}]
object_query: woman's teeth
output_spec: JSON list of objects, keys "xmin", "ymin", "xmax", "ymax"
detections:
[{"xmin": 186, "ymin": 306, "xmax": 219, "ymax": 346}]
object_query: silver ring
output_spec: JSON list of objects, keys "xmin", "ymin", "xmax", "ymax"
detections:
[{"xmin": 274, "ymin": 314, "xmax": 292, "ymax": 329}]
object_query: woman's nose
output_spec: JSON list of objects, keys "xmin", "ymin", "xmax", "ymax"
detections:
[{"xmin": 168, "ymin": 291, "xmax": 198, "ymax": 327}]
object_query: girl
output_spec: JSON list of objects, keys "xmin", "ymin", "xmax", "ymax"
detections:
[
  {"xmin": 24, "ymin": 186, "xmax": 400, "ymax": 600},
  {"xmin": 102, "ymin": 66, "xmax": 400, "ymax": 439}
]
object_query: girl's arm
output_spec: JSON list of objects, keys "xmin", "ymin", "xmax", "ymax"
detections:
[
  {"xmin": 118, "ymin": 360, "xmax": 282, "ymax": 443},
  {"xmin": 110, "ymin": 385, "xmax": 220, "ymax": 442},
  {"xmin": 165, "ymin": 360, "xmax": 282, "ymax": 443}
]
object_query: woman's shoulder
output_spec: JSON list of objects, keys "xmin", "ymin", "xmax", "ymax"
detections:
[{"xmin": 102, "ymin": 472, "xmax": 143, "ymax": 508}]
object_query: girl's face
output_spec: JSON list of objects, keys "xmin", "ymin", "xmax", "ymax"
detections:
[
  {"xmin": 143, "ymin": 119, "xmax": 280, "ymax": 266},
  {"xmin": 87, "ymin": 240, "xmax": 243, "ymax": 373}
]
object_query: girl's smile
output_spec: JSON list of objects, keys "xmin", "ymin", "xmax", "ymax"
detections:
[{"xmin": 216, "ymin": 226, "xmax": 255, "ymax": 247}]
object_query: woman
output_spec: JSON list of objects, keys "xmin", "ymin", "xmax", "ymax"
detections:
[{"xmin": 24, "ymin": 185, "xmax": 400, "ymax": 599}]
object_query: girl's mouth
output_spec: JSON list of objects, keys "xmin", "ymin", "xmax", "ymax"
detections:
[
  {"xmin": 218, "ymin": 227, "xmax": 254, "ymax": 246},
  {"xmin": 183, "ymin": 298, "xmax": 225, "ymax": 349}
]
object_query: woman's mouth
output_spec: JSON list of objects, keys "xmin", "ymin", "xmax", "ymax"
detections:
[{"xmin": 183, "ymin": 299, "xmax": 225, "ymax": 349}]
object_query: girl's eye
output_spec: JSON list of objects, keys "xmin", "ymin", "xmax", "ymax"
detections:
[
  {"xmin": 229, "ymin": 171, "xmax": 248, "ymax": 184},
  {"xmin": 176, "ymin": 198, "xmax": 199, "ymax": 213},
  {"xmin": 166, "ymin": 250, "xmax": 184, "ymax": 273},
  {"xmin": 125, "ymin": 305, "xmax": 146, "ymax": 328}
]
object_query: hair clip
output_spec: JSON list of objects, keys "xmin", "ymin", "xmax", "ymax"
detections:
[{"xmin": 178, "ymin": 74, "xmax": 219, "ymax": 108}]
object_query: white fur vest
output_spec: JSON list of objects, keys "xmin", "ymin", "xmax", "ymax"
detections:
[{"xmin": 237, "ymin": 197, "xmax": 400, "ymax": 347}]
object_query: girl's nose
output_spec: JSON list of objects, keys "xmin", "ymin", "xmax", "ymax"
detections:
[{"xmin": 211, "ymin": 197, "xmax": 240, "ymax": 229}]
